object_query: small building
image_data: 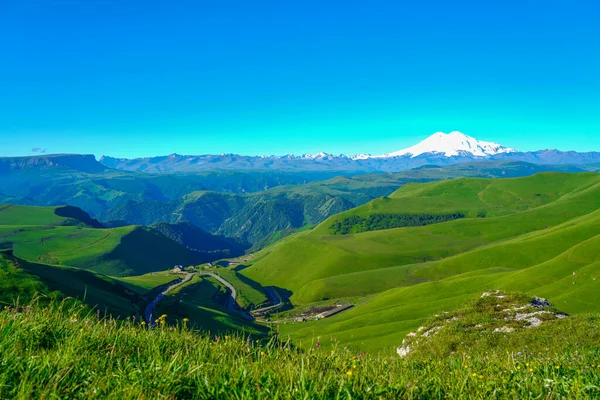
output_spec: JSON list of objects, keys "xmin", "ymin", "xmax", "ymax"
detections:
[{"xmin": 173, "ymin": 265, "xmax": 184, "ymax": 273}]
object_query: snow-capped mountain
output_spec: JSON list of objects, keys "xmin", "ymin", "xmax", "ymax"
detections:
[
  {"xmin": 98, "ymin": 131, "xmax": 600, "ymax": 173},
  {"xmin": 380, "ymin": 131, "xmax": 517, "ymax": 158}
]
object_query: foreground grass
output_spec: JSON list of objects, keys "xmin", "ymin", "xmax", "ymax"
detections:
[{"xmin": 1, "ymin": 301, "xmax": 599, "ymax": 399}]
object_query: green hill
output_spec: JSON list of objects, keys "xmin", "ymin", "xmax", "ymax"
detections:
[
  {"xmin": 0, "ymin": 250, "xmax": 143, "ymax": 317},
  {"xmin": 0, "ymin": 296, "xmax": 598, "ymax": 399},
  {"xmin": 0, "ymin": 205, "xmax": 199, "ymax": 276},
  {"xmin": 240, "ymin": 172, "xmax": 600, "ymax": 352},
  {"xmin": 0, "ymin": 204, "xmax": 99, "ymax": 227}
]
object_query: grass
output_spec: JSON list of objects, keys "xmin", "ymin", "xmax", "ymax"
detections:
[
  {"xmin": 116, "ymin": 271, "xmax": 181, "ymax": 294},
  {"xmin": 154, "ymin": 274, "xmax": 268, "ymax": 336},
  {"xmin": 0, "ymin": 298, "xmax": 598, "ymax": 399},
  {"xmin": 0, "ymin": 204, "xmax": 72, "ymax": 226},
  {"xmin": 213, "ymin": 268, "xmax": 269, "ymax": 309},
  {"xmin": 0, "ymin": 251, "xmax": 144, "ymax": 317},
  {"xmin": 240, "ymin": 172, "xmax": 600, "ymax": 352},
  {"xmin": 0, "ymin": 205, "xmax": 199, "ymax": 276}
]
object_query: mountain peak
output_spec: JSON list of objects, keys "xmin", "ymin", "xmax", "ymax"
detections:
[{"xmin": 382, "ymin": 131, "xmax": 516, "ymax": 158}]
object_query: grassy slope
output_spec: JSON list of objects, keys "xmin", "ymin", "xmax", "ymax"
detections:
[
  {"xmin": 154, "ymin": 274, "xmax": 269, "ymax": 336},
  {"xmin": 0, "ymin": 205, "xmax": 199, "ymax": 276},
  {"xmin": 215, "ymin": 268, "xmax": 269, "ymax": 309},
  {"xmin": 116, "ymin": 271, "xmax": 181, "ymax": 294},
  {"xmin": 240, "ymin": 173, "xmax": 600, "ymax": 352},
  {"xmin": 1, "ymin": 300, "xmax": 598, "ymax": 399},
  {"xmin": 0, "ymin": 251, "xmax": 143, "ymax": 317},
  {"xmin": 0, "ymin": 204, "xmax": 70, "ymax": 226}
]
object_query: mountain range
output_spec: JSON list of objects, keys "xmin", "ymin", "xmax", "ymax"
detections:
[{"xmin": 98, "ymin": 132, "xmax": 600, "ymax": 173}]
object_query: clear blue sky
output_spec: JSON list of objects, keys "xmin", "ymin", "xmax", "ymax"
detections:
[{"xmin": 0, "ymin": 0, "xmax": 598, "ymax": 158}]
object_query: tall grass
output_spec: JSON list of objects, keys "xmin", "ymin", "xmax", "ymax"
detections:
[{"xmin": 1, "ymin": 299, "xmax": 598, "ymax": 399}]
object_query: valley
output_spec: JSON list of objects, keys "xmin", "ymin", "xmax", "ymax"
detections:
[
  {"xmin": 1, "ymin": 155, "xmax": 599, "ymax": 398},
  {"xmin": 2, "ymin": 168, "xmax": 598, "ymax": 356}
]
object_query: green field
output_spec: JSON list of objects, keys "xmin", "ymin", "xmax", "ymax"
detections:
[
  {"xmin": 241, "ymin": 173, "xmax": 600, "ymax": 352},
  {"xmin": 117, "ymin": 271, "xmax": 181, "ymax": 294},
  {"xmin": 1, "ymin": 297, "xmax": 598, "ymax": 399},
  {"xmin": 213, "ymin": 268, "xmax": 269, "ymax": 309},
  {"xmin": 154, "ymin": 274, "xmax": 268, "ymax": 336},
  {"xmin": 0, "ymin": 250, "xmax": 143, "ymax": 317},
  {"xmin": 0, "ymin": 204, "xmax": 71, "ymax": 226},
  {"xmin": 0, "ymin": 205, "xmax": 199, "ymax": 276}
]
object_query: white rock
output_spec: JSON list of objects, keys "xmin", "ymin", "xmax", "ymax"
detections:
[{"xmin": 397, "ymin": 345, "xmax": 411, "ymax": 358}]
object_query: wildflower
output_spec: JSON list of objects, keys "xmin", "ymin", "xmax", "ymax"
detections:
[
  {"xmin": 517, "ymin": 366, "xmax": 521, "ymax": 370},
  {"xmin": 346, "ymin": 370, "xmax": 353, "ymax": 376},
  {"xmin": 225, "ymin": 335, "xmax": 230, "ymax": 340},
  {"xmin": 80, "ymin": 328, "xmax": 83, "ymax": 332},
  {"xmin": 260, "ymin": 351, "xmax": 265, "ymax": 356},
  {"xmin": 472, "ymin": 373, "xmax": 477, "ymax": 377},
  {"xmin": 529, "ymin": 369, "xmax": 534, "ymax": 373},
  {"xmin": 141, "ymin": 321, "xmax": 146, "ymax": 325},
  {"xmin": 353, "ymin": 364, "xmax": 357, "ymax": 369},
  {"xmin": 215, "ymin": 335, "xmax": 219, "ymax": 341},
  {"xmin": 315, "ymin": 342, "xmax": 321, "ymax": 348},
  {"xmin": 479, "ymin": 375, "xmax": 484, "ymax": 379},
  {"xmin": 183, "ymin": 318, "xmax": 189, "ymax": 323},
  {"xmin": 160, "ymin": 314, "xmax": 167, "ymax": 319}
]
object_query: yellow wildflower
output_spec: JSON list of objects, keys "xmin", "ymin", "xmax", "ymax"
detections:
[
  {"xmin": 260, "ymin": 351, "xmax": 265, "ymax": 356},
  {"xmin": 183, "ymin": 318, "xmax": 189, "ymax": 323},
  {"xmin": 346, "ymin": 370, "xmax": 353, "ymax": 376}
]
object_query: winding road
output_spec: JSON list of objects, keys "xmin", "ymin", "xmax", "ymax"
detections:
[
  {"xmin": 144, "ymin": 271, "xmax": 255, "ymax": 324},
  {"xmin": 144, "ymin": 273, "xmax": 193, "ymax": 326},
  {"xmin": 250, "ymin": 287, "xmax": 284, "ymax": 315}
]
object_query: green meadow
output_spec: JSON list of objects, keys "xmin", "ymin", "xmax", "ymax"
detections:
[
  {"xmin": 0, "ymin": 205, "xmax": 198, "ymax": 276},
  {"xmin": 0, "ymin": 297, "xmax": 598, "ymax": 399},
  {"xmin": 241, "ymin": 173, "xmax": 600, "ymax": 352}
]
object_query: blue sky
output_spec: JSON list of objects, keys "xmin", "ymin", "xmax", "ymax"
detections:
[{"xmin": 0, "ymin": 0, "xmax": 598, "ymax": 158}]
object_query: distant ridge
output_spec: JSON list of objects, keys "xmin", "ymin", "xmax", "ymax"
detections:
[
  {"xmin": 98, "ymin": 149, "xmax": 600, "ymax": 173},
  {"xmin": 0, "ymin": 154, "xmax": 107, "ymax": 174},
  {"xmin": 4, "ymin": 133, "xmax": 597, "ymax": 174}
]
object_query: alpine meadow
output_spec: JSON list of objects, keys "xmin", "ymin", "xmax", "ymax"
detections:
[{"xmin": 1, "ymin": 0, "xmax": 600, "ymax": 398}]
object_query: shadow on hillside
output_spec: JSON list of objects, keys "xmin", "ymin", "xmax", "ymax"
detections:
[
  {"xmin": 233, "ymin": 272, "xmax": 272, "ymax": 302},
  {"xmin": 232, "ymin": 263, "xmax": 250, "ymax": 272},
  {"xmin": 265, "ymin": 286, "xmax": 294, "ymax": 313}
]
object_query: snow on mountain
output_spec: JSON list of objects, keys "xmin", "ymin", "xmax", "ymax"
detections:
[{"xmin": 380, "ymin": 131, "xmax": 517, "ymax": 158}]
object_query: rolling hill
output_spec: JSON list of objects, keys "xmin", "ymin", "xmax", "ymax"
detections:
[
  {"xmin": 0, "ymin": 204, "xmax": 200, "ymax": 276},
  {"xmin": 240, "ymin": 172, "xmax": 600, "ymax": 352},
  {"xmin": 0, "ymin": 249, "xmax": 144, "ymax": 317}
]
